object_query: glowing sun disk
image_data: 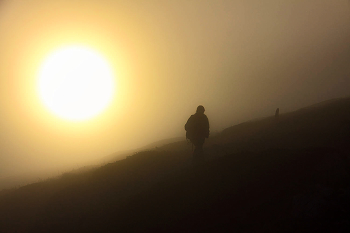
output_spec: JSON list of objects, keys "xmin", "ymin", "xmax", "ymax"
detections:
[{"xmin": 37, "ymin": 46, "xmax": 115, "ymax": 121}]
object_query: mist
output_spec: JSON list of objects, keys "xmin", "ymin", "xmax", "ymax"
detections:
[{"xmin": 0, "ymin": 0, "xmax": 350, "ymax": 187}]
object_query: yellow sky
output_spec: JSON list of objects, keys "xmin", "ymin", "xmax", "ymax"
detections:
[{"xmin": 0, "ymin": 0, "xmax": 350, "ymax": 178}]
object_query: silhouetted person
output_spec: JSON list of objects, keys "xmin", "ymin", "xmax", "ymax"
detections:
[
  {"xmin": 275, "ymin": 108, "xmax": 280, "ymax": 121},
  {"xmin": 185, "ymin": 105, "xmax": 210, "ymax": 164}
]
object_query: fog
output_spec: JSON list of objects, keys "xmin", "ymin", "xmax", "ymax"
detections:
[{"xmin": 0, "ymin": 0, "xmax": 349, "ymax": 186}]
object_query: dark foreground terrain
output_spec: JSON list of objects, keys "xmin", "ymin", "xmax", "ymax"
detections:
[{"xmin": 1, "ymin": 97, "xmax": 350, "ymax": 232}]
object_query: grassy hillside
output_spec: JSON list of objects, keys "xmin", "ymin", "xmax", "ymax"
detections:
[{"xmin": 1, "ymin": 97, "xmax": 350, "ymax": 232}]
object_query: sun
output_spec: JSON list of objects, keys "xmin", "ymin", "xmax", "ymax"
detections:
[{"xmin": 37, "ymin": 45, "xmax": 115, "ymax": 121}]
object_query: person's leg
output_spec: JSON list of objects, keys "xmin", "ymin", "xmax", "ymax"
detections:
[
  {"xmin": 192, "ymin": 138, "xmax": 204, "ymax": 164},
  {"xmin": 196, "ymin": 143, "xmax": 204, "ymax": 163},
  {"xmin": 193, "ymin": 143, "xmax": 199, "ymax": 161}
]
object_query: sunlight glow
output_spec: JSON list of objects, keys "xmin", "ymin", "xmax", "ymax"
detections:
[{"xmin": 37, "ymin": 46, "xmax": 115, "ymax": 121}]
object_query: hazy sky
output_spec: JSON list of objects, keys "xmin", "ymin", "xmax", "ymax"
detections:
[{"xmin": 0, "ymin": 0, "xmax": 350, "ymax": 178}]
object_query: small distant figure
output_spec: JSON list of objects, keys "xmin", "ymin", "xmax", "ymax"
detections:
[
  {"xmin": 185, "ymin": 105, "xmax": 210, "ymax": 164},
  {"xmin": 275, "ymin": 108, "xmax": 280, "ymax": 121}
]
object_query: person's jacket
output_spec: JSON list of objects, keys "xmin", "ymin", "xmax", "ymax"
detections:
[{"xmin": 185, "ymin": 113, "xmax": 209, "ymax": 140}]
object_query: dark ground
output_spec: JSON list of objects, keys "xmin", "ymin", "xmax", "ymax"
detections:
[{"xmin": 1, "ymin": 97, "xmax": 350, "ymax": 233}]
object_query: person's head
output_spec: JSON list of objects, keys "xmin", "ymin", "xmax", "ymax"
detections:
[{"xmin": 196, "ymin": 105, "xmax": 205, "ymax": 114}]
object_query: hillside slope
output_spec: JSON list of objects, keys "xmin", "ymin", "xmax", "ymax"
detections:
[{"xmin": 1, "ymin": 97, "xmax": 350, "ymax": 232}]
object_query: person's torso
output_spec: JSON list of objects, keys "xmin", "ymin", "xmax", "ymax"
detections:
[{"xmin": 189, "ymin": 114, "xmax": 208, "ymax": 137}]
